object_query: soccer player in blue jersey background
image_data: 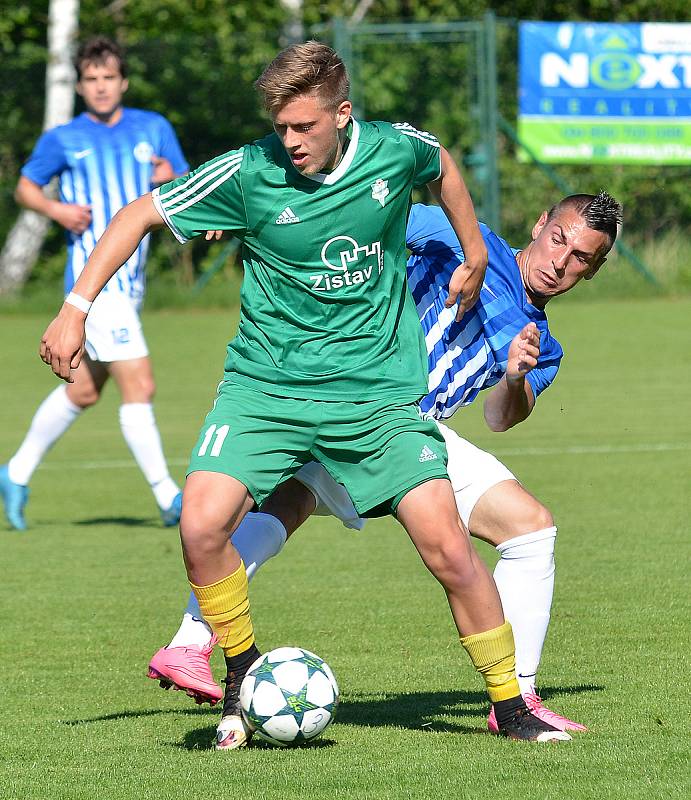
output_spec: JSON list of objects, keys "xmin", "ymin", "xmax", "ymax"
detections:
[
  {"xmin": 0, "ymin": 37, "xmax": 189, "ymax": 531},
  {"xmin": 148, "ymin": 191, "xmax": 621, "ymax": 736}
]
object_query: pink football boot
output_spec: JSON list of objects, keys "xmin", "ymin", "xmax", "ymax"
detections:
[
  {"xmin": 523, "ymin": 692, "xmax": 588, "ymax": 732},
  {"xmin": 147, "ymin": 636, "xmax": 223, "ymax": 706},
  {"xmin": 487, "ymin": 693, "xmax": 587, "ymax": 734}
]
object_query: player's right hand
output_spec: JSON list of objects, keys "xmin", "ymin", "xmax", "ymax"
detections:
[
  {"xmin": 52, "ymin": 202, "xmax": 92, "ymax": 235},
  {"xmin": 506, "ymin": 323, "xmax": 540, "ymax": 381},
  {"xmin": 39, "ymin": 305, "xmax": 87, "ymax": 382}
]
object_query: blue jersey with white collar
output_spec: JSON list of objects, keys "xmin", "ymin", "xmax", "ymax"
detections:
[
  {"xmin": 406, "ymin": 204, "xmax": 563, "ymax": 420},
  {"xmin": 22, "ymin": 107, "xmax": 188, "ymax": 301}
]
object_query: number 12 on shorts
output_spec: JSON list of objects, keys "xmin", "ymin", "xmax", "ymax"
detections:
[{"xmin": 197, "ymin": 424, "xmax": 230, "ymax": 457}]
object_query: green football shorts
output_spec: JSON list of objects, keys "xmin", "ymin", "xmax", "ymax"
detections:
[{"xmin": 187, "ymin": 379, "xmax": 449, "ymax": 515}]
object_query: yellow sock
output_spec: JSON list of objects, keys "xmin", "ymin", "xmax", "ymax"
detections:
[
  {"xmin": 190, "ymin": 561, "xmax": 254, "ymax": 657},
  {"xmin": 460, "ymin": 621, "xmax": 521, "ymax": 703}
]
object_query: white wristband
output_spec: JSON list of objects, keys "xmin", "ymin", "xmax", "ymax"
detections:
[{"xmin": 65, "ymin": 292, "xmax": 92, "ymax": 314}]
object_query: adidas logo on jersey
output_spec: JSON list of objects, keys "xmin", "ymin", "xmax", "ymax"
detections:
[
  {"xmin": 276, "ymin": 207, "xmax": 301, "ymax": 225},
  {"xmin": 418, "ymin": 445, "xmax": 438, "ymax": 463}
]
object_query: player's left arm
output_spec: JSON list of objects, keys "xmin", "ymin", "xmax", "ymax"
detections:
[
  {"xmin": 483, "ymin": 322, "xmax": 540, "ymax": 431},
  {"xmin": 427, "ymin": 147, "xmax": 488, "ymax": 320}
]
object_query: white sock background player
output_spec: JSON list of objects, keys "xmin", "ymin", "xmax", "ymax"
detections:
[{"xmin": 149, "ymin": 192, "xmax": 622, "ymax": 734}]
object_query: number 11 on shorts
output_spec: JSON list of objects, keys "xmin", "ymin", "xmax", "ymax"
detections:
[{"xmin": 197, "ymin": 424, "xmax": 230, "ymax": 457}]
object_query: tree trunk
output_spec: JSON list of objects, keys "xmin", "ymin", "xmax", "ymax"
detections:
[
  {"xmin": 280, "ymin": 0, "xmax": 304, "ymax": 45},
  {"xmin": 0, "ymin": 0, "xmax": 79, "ymax": 295}
]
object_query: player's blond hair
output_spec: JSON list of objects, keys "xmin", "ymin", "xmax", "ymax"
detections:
[{"xmin": 255, "ymin": 41, "xmax": 350, "ymax": 113}]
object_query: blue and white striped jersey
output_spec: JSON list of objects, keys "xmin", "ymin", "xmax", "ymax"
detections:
[
  {"xmin": 406, "ymin": 204, "xmax": 563, "ymax": 420},
  {"xmin": 22, "ymin": 108, "xmax": 188, "ymax": 302}
]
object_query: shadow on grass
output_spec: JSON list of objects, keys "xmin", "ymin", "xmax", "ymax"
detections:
[
  {"xmin": 175, "ymin": 727, "xmax": 337, "ymax": 752},
  {"xmin": 540, "ymin": 684, "xmax": 604, "ymax": 699},
  {"xmin": 337, "ymin": 683, "xmax": 603, "ymax": 734},
  {"xmin": 60, "ymin": 706, "xmax": 215, "ymax": 726},
  {"xmin": 337, "ymin": 689, "xmax": 486, "ymax": 734},
  {"xmin": 74, "ymin": 516, "xmax": 159, "ymax": 528},
  {"xmin": 59, "ymin": 683, "xmax": 603, "ymax": 748}
]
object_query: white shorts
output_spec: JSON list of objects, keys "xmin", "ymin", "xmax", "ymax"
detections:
[
  {"xmin": 294, "ymin": 461, "xmax": 365, "ymax": 531},
  {"xmin": 294, "ymin": 419, "xmax": 516, "ymax": 531},
  {"xmin": 83, "ymin": 292, "xmax": 149, "ymax": 363},
  {"xmin": 434, "ymin": 420, "xmax": 516, "ymax": 527}
]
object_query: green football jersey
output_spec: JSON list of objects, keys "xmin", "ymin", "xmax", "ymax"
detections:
[{"xmin": 152, "ymin": 119, "xmax": 441, "ymax": 402}]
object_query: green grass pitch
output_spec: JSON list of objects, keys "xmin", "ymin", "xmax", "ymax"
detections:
[{"xmin": 1, "ymin": 299, "xmax": 689, "ymax": 799}]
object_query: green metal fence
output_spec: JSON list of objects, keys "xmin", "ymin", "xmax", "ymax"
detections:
[
  {"xmin": 318, "ymin": 14, "xmax": 501, "ymax": 232},
  {"xmin": 315, "ymin": 13, "xmax": 655, "ymax": 284}
]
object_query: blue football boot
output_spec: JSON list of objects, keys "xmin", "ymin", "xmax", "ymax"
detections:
[
  {"xmin": 160, "ymin": 491, "xmax": 183, "ymax": 527},
  {"xmin": 0, "ymin": 464, "xmax": 29, "ymax": 531}
]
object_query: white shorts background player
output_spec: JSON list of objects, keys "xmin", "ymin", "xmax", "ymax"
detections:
[
  {"xmin": 83, "ymin": 293, "xmax": 149, "ymax": 363},
  {"xmin": 148, "ymin": 192, "xmax": 622, "ymax": 735}
]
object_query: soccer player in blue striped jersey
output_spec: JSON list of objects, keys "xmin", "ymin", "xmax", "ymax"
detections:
[
  {"xmin": 149, "ymin": 191, "xmax": 621, "ymax": 736},
  {"xmin": 400, "ymin": 194, "xmax": 620, "ymax": 732},
  {"xmin": 0, "ymin": 37, "xmax": 189, "ymax": 531},
  {"xmin": 408, "ymin": 203, "xmax": 564, "ymax": 421}
]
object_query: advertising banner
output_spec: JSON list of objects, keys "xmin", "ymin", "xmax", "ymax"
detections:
[{"xmin": 518, "ymin": 22, "xmax": 691, "ymax": 164}]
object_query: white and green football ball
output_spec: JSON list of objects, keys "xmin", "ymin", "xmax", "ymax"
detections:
[{"xmin": 239, "ymin": 647, "xmax": 339, "ymax": 747}]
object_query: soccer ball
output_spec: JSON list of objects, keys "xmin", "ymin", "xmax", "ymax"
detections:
[{"xmin": 239, "ymin": 647, "xmax": 339, "ymax": 747}]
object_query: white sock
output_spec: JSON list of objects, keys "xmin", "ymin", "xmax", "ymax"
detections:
[
  {"xmin": 167, "ymin": 612, "xmax": 213, "ymax": 649},
  {"xmin": 493, "ymin": 526, "xmax": 557, "ymax": 696},
  {"xmin": 7, "ymin": 385, "xmax": 82, "ymax": 485},
  {"xmin": 167, "ymin": 512, "xmax": 288, "ymax": 649},
  {"xmin": 118, "ymin": 403, "xmax": 178, "ymax": 508}
]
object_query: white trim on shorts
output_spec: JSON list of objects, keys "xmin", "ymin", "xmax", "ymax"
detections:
[{"xmin": 83, "ymin": 292, "xmax": 149, "ymax": 362}]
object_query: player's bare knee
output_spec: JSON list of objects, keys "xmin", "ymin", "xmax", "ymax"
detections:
[
  {"xmin": 139, "ymin": 376, "xmax": 156, "ymax": 402},
  {"xmin": 179, "ymin": 513, "xmax": 224, "ymax": 555},
  {"xmin": 66, "ymin": 384, "xmax": 101, "ymax": 409},
  {"xmin": 511, "ymin": 497, "xmax": 553, "ymax": 536},
  {"xmin": 531, "ymin": 502, "xmax": 554, "ymax": 531},
  {"xmin": 501, "ymin": 497, "xmax": 554, "ymax": 539},
  {"xmin": 424, "ymin": 538, "xmax": 478, "ymax": 589}
]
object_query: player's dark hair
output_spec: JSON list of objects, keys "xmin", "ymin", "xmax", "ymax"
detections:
[
  {"xmin": 75, "ymin": 36, "xmax": 127, "ymax": 80},
  {"xmin": 255, "ymin": 41, "xmax": 350, "ymax": 113},
  {"xmin": 548, "ymin": 191, "xmax": 623, "ymax": 247}
]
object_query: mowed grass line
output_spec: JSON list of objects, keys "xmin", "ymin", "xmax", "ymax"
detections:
[{"xmin": 1, "ymin": 299, "xmax": 689, "ymax": 800}]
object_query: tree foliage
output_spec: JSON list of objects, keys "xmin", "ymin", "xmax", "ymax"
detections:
[{"xmin": 1, "ymin": 0, "xmax": 689, "ymax": 291}]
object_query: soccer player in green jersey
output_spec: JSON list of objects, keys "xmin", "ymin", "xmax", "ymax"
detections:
[{"xmin": 40, "ymin": 42, "xmax": 569, "ymax": 748}]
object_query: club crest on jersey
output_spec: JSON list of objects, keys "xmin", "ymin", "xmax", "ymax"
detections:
[
  {"xmin": 371, "ymin": 178, "xmax": 389, "ymax": 208},
  {"xmin": 133, "ymin": 141, "xmax": 154, "ymax": 164},
  {"xmin": 310, "ymin": 235, "xmax": 383, "ymax": 293}
]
